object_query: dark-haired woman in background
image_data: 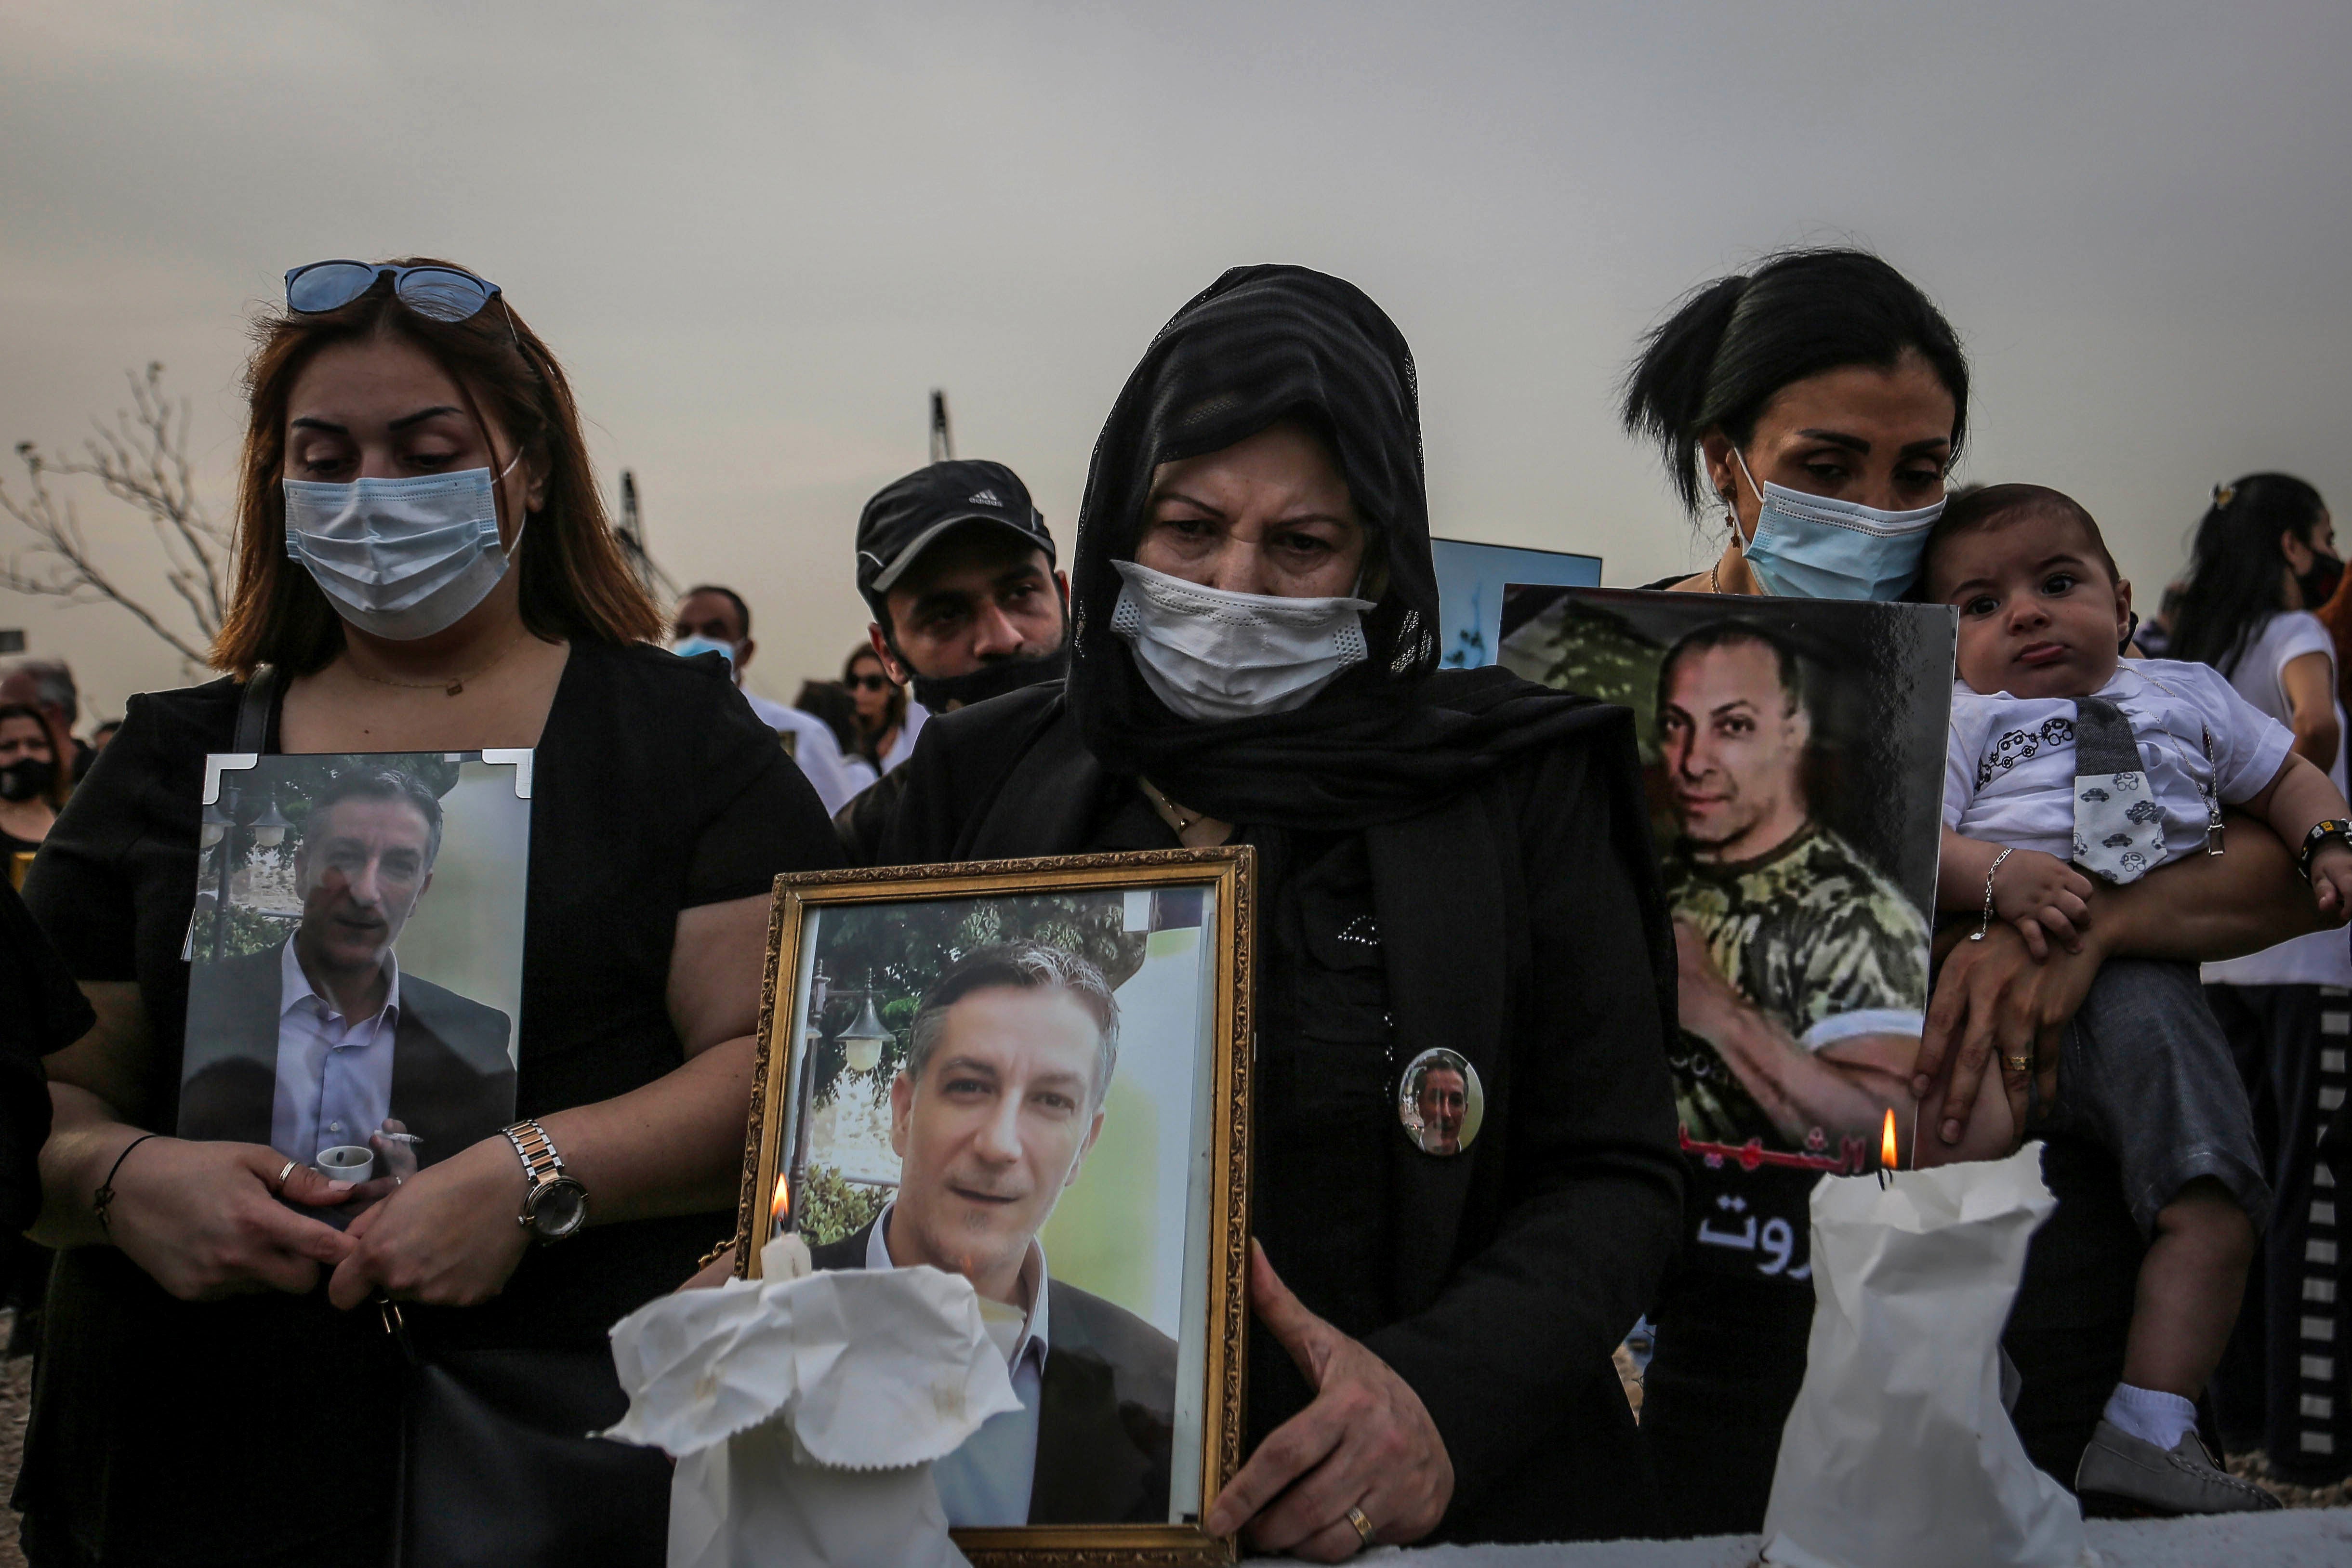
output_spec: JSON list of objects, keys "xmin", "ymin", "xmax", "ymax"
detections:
[
  {"xmin": 794, "ymin": 678, "xmax": 865, "ymax": 760},
  {"xmin": 876, "ymin": 265, "xmax": 1684, "ymax": 1555},
  {"xmin": 2175, "ymin": 474, "xmax": 2352, "ymax": 1484},
  {"xmin": 1614, "ymin": 248, "xmax": 2324, "ymax": 1531},
  {"xmin": 0, "ymin": 702, "xmax": 66, "ymax": 878},
  {"xmin": 840, "ymin": 641, "xmax": 916, "ymax": 785},
  {"xmin": 21, "ymin": 259, "xmax": 841, "ymax": 1565}
]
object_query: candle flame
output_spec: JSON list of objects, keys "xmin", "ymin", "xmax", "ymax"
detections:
[
  {"xmin": 1882, "ymin": 1107, "xmax": 1900, "ymax": 1172},
  {"xmin": 770, "ymin": 1172, "xmax": 790, "ymax": 1228}
]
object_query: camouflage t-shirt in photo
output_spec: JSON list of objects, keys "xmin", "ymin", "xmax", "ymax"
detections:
[
  {"xmin": 1663, "ymin": 823, "xmax": 1931, "ymax": 1288},
  {"xmin": 1665, "ymin": 822, "xmax": 1930, "ymax": 1153}
]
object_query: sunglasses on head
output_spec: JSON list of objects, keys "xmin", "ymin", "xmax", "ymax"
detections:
[
  {"xmin": 285, "ymin": 261, "xmax": 503, "ymax": 322},
  {"xmin": 846, "ymin": 673, "xmax": 892, "ymax": 692}
]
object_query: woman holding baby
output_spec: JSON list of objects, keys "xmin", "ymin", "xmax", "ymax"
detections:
[{"xmin": 1620, "ymin": 248, "xmax": 2331, "ymax": 1530}]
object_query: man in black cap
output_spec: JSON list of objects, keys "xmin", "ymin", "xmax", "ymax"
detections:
[{"xmin": 838, "ymin": 459, "xmax": 1070, "ymax": 862}]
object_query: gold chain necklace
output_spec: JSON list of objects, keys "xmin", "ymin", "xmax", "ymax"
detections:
[
  {"xmin": 347, "ymin": 631, "xmax": 528, "ymax": 698},
  {"xmin": 1708, "ymin": 560, "xmax": 1722, "ymax": 594}
]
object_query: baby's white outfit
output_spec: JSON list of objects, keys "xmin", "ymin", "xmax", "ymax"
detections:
[
  {"xmin": 1944, "ymin": 659, "xmax": 2292, "ymax": 874},
  {"xmin": 1944, "ymin": 658, "xmax": 2286, "ymax": 1253}
]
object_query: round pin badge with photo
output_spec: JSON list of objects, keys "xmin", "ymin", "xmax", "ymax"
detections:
[{"xmin": 1397, "ymin": 1047, "xmax": 1482, "ymax": 1157}]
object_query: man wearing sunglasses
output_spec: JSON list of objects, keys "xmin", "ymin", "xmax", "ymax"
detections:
[{"xmin": 838, "ymin": 461, "xmax": 1070, "ymax": 863}]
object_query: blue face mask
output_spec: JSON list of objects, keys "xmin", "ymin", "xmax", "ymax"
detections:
[
  {"xmin": 671, "ymin": 634, "xmax": 738, "ymax": 672},
  {"xmin": 1731, "ymin": 448, "xmax": 1944, "ymax": 601},
  {"xmin": 283, "ymin": 460, "xmax": 522, "ymax": 640}
]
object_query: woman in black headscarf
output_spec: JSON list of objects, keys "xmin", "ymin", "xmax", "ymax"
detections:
[{"xmin": 878, "ymin": 266, "xmax": 1683, "ymax": 1555}]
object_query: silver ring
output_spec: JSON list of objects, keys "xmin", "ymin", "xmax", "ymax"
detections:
[
  {"xmin": 1344, "ymin": 1505, "xmax": 1375, "ymax": 1546},
  {"xmin": 275, "ymin": 1159, "xmax": 297, "ymax": 1191}
]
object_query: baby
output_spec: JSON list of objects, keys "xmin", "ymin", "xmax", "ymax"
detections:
[{"xmin": 1927, "ymin": 483, "xmax": 2352, "ymax": 1516}]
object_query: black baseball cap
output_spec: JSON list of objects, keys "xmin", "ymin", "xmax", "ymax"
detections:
[{"xmin": 855, "ymin": 460, "xmax": 1055, "ymax": 616}]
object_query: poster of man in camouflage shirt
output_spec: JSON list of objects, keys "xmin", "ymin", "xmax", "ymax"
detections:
[{"xmin": 1500, "ymin": 587, "xmax": 1954, "ymax": 1282}]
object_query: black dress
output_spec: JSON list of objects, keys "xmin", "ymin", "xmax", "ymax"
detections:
[
  {"xmin": 17, "ymin": 640, "xmax": 844, "ymax": 1566},
  {"xmin": 878, "ymin": 686, "xmax": 1686, "ymax": 1543}
]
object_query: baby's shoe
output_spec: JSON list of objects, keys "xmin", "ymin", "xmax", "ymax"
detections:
[{"xmin": 2074, "ymin": 1420, "xmax": 2281, "ymax": 1515}]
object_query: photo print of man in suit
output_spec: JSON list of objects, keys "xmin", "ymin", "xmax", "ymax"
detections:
[
  {"xmin": 179, "ymin": 766, "xmax": 515, "ymax": 1197},
  {"xmin": 810, "ymin": 940, "xmax": 1179, "ymax": 1527}
]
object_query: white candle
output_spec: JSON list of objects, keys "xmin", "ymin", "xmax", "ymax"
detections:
[
  {"xmin": 760, "ymin": 1170, "xmax": 811, "ymax": 1280},
  {"xmin": 760, "ymin": 1228, "xmax": 813, "ymax": 1282}
]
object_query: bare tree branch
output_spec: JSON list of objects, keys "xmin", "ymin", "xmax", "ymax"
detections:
[{"xmin": 0, "ymin": 364, "xmax": 226, "ymax": 666}]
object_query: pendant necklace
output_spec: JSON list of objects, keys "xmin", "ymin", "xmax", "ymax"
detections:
[{"xmin": 349, "ymin": 630, "xmax": 529, "ymax": 698}]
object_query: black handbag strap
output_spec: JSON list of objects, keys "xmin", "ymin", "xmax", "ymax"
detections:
[{"xmin": 234, "ymin": 664, "xmax": 278, "ymax": 755}]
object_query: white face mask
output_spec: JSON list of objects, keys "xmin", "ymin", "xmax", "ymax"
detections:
[
  {"xmin": 1109, "ymin": 559, "xmax": 1375, "ymax": 723},
  {"xmin": 283, "ymin": 459, "xmax": 524, "ymax": 641}
]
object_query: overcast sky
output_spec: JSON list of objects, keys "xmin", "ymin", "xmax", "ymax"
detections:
[{"xmin": 5, "ymin": 1, "xmax": 2349, "ymax": 721}]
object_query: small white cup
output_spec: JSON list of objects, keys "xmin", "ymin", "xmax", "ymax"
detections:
[{"xmin": 316, "ymin": 1145, "xmax": 375, "ymax": 1184}]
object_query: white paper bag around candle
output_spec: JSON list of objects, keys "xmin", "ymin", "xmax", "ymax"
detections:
[
  {"xmin": 603, "ymin": 1264, "xmax": 1023, "ymax": 1568},
  {"xmin": 1760, "ymin": 1141, "xmax": 2099, "ymax": 1568}
]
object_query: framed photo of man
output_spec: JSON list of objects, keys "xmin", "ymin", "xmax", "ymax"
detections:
[
  {"xmin": 180, "ymin": 750, "xmax": 530, "ymax": 1214},
  {"xmin": 1501, "ymin": 587, "xmax": 1954, "ymax": 1281},
  {"xmin": 736, "ymin": 848, "xmax": 1255, "ymax": 1566}
]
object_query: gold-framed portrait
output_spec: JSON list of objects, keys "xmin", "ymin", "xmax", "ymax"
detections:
[{"xmin": 733, "ymin": 848, "xmax": 1256, "ymax": 1566}]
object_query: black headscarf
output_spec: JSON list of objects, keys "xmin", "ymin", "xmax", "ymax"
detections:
[{"xmin": 1068, "ymin": 264, "xmax": 1616, "ymax": 830}]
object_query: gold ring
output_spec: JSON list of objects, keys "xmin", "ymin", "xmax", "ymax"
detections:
[
  {"xmin": 275, "ymin": 1159, "xmax": 297, "ymax": 1191},
  {"xmin": 2002, "ymin": 1054, "xmax": 2032, "ymax": 1072},
  {"xmin": 1344, "ymin": 1505, "xmax": 1375, "ymax": 1546}
]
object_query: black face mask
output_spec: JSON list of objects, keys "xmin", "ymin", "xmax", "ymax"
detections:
[
  {"xmin": 2299, "ymin": 552, "xmax": 2344, "ymax": 611},
  {"xmin": 907, "ymin": 643, "xmax": 1070, "ymax": 713},
  {"xmin": 0, "ymin": 757, "xmax": 54, "ymax": 804}
]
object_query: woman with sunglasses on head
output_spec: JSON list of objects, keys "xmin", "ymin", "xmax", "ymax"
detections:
[
  {"xmin": 863, "ymin": 265, "xmax": 1684, "ymax": 1556},
  {"xmin": 17, "ymin": 259, "xmax": 842, "ymax": 1566},
  {"xmin": 1617, "ymin": 248, "xmax": 2327, "ymax": 1530}
]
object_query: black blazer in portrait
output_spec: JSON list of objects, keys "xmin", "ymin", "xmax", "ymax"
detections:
[
  {"xmin": 177, "ymin": 942, "xmax": 516, "ymax": 1167},
  {"xmin": 812, "ymin": 1218, "xmax": 1178, "ymax": 1525}
]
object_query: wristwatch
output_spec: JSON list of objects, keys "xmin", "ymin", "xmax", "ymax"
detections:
[
  {"xmin": 502, "ymin": 1119, "xmax": 588, "ymax": 1243},
  {"xmin": 2298, "ymin": 818, "xmax": 2352, "ymax": 883}
]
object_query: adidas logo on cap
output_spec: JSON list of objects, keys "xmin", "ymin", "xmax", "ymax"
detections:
[{"xmin": 967, "ymin": 489, "xmax": 1002, "ymax": 506}]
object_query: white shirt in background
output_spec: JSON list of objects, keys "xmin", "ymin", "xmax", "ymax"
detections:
[
  {"xmin": 884, "ymin": 700, "xmax": 929, "ymax": 776},
  {"xmin": 742, "ymin": 691, "xmax": 861, "ymax": 816},
  {"xmin": 2203, "ymin": 612, "xmax": 2352, "ymax": 988}
]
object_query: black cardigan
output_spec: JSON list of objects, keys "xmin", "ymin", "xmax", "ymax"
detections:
[{"xmin": 877, "ymin": 684, "xmax": 1686, "ymax": 1543}]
